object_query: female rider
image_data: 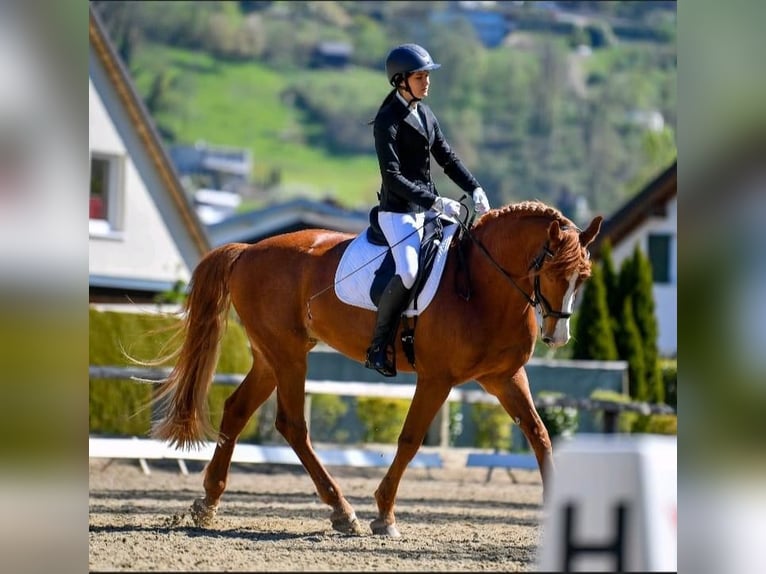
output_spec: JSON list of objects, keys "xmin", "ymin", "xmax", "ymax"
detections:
[{"xmin": 365, "ymin": 43, "xmax": 491, "ymax": 377}]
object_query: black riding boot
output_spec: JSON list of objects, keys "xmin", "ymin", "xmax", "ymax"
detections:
[{"xmin": 365, "ymin": 275, "xmax": 411, "ymax": 377}]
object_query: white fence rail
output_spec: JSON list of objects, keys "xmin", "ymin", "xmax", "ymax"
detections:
[
  {"xmin": 89, "ymin": 366, "xmax": 675, "ymax": 474},
  {"xmin": 88, "ymin": 436, "xmax": 443, "ymax": 476}
]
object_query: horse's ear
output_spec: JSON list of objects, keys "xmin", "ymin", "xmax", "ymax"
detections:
[
  {"xmin": 579, "ymin": 215, "xmax": 603, "ymax": 247},
  {"xmin": 548, "ymin": 220, "xmax": 562, "ymax": 242}
]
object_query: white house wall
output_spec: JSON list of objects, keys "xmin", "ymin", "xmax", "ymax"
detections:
[
  {"xmin": 609, "ymin": 197, "xmax": 677, "ymax": 357},
  {"xmin": 89, "ymin": 64, "xmax": 192, "ymax": 289}
]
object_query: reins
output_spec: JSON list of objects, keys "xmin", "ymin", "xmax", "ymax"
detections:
[
  {"xmin": 306, "ymin": 204, "xmax": 577, "ymax": 322},
  {"xmin": 455, "ymin": 217, "xmax": 537, "ymax": 309}
]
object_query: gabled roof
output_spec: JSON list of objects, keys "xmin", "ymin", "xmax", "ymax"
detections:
[
  {"xmin": 89, "ymin": 5, "xmax": 210, "ymax": 257},
  {"xmin": 591, "ymin": 160, "xmax": 677, "ymax": 257},
  {"xmin": 207, "ymin": 198, "xmax": 369, "ymax": 246}
]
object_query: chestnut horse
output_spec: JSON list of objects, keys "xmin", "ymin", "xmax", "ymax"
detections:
[{"xmin": 149, "ymin": 200, "xmax": 602, "ymax": 537}]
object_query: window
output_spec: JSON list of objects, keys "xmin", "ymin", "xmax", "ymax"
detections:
[
  {"xmin": 90, "ymin": 154, "xmax": 122, "ymax": 235},
  {"xmin": 648, "ymin": 233, "xmax": 672, "ymax": 284}
]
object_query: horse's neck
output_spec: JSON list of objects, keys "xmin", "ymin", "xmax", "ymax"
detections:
[{"xmin": 472, "ymin": 217, "xmax": 547, "ymax": 277}]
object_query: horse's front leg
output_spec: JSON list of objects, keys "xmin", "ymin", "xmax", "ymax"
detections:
[
  {"xmin": 371, "ymin": 380, "xmax": 452, "ymax": 537},
  {"xmin": 191, "ymin": 363, "xmax": 276, "ymax": 527},
  {"xmin": 478, "ymin": 367, "xmax": 554, "ymax": 496}
]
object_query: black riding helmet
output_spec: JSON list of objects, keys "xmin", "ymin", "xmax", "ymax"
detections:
[{"xmin": 385, "ymin": 43, "xmax": 441, "ymax": 92}]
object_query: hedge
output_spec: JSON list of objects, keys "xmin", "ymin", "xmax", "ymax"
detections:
[{"xmin": 89, "ymin": 308, "xmax": 256, "ymax": 440}]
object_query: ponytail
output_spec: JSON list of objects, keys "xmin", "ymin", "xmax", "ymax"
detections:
[{"xmin": 367, "ymin": 88, "xmax": 397, "ymax": 125}]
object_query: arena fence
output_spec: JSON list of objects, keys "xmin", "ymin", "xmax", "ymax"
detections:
[{"xmin": 89, "ymin": 365, "xmax": 675, "ymax": 475}]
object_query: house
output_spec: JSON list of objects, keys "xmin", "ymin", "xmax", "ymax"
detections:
[
  {"xmin": 194, "ymin": 189, "xmax": 242, "ymax": 226},
  {"xmin": 431, "ymin": 4, "xmax": 512, "ymax": 48},
  {"xmin": 89, "ymin": 7, "xmax": 210, "ymax": 304},
  {"xmin": 168, "ymin": 141, "xmax": 252, "ymax": 193},
  {"xmin": 310, "ymin": 41, "xmax": 353, "ymax": 69},
  {"xmin": 591, "ymin": 161, "xmax": 677, "ymax": 357},
  {"xmin": 206, "ymin": 198, "xmax": 369, "ymax": 247}
]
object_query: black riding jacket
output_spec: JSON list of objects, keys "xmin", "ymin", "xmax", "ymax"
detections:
[{"xmin": 373, "ymin": 95, "xmax": 480, "ymax": 213}]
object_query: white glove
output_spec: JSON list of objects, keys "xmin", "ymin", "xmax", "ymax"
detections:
[
  {"xmin": 432, "ymin": 196, "xmax": 463, "ymax": 219},
  {"xmin": 472, "ymin": 187, "xmax": 490, "ymax": 215}
]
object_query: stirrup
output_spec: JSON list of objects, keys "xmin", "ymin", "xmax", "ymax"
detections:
[{"xmin": 365, "ymin": 344, "xmax": 397, "ymax": 377}]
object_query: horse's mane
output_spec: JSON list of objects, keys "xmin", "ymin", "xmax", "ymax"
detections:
[
  {"xmin": 473, "ymin": 200, "xmax": 592, "ymax": 277},
  {"xmin": 474, "ymin": 200, "xmax": 570, "ymax": 227}
]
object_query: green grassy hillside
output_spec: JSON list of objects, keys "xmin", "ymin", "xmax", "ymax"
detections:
[{"xmin": 132, "ymin": 43, "xmax": 381, "ymax": 208}]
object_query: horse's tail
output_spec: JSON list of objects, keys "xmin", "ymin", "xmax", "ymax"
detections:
[{"xmin": 150, "ymin": 243, "xmax": 247, "ymax": 449}]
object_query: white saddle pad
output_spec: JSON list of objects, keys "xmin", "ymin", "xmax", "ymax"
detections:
[{"xmin": 334, "ymin": 223, "xmax": 459, "ymax": 316}]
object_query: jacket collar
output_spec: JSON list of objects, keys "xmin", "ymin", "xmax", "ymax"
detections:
[{"xmin": 395, "ymin": 92, "xmax": 428, "ymax": 139}]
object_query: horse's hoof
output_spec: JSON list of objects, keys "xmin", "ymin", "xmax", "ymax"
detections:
[
  {"xmin": 331, "ymin": 513, "xmax": 365, "ymax": 536},
  {"xmin": 190, "ymin": 498, "xmax": 218, "ymax": 528},
  {"xmin": 370, "ymin": 518, "xmax": 401, "ymax": 538}
]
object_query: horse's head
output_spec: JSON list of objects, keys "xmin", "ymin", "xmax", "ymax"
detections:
[{"xmin": 534, "ymin": 214, "xmax": 603, "ymax": 347}]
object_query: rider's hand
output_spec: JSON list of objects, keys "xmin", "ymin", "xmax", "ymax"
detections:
[
  {"xmin": 472, "ymin": 187, "xmax": 491, "ymax": 215},
  {"xmin": 433, "ymin": 196, "xmax": 462, "ymax": 219}
]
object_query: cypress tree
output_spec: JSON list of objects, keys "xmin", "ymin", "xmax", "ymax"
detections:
[
  {"xmin": 571, "ymin": 264, "xmax": 618, "ymax": 361},
  {"xmin": 600, "ymin": 240, "xmax": 621, "ymax": 319},
  {"xmin": 615, "ymin": 296, "xmax": 647, "ymax": 400},
  {"xmin": 617, "ymin": 249, "xmax": 637, "ymax": 312},
  {"xmin": 630, "ymin": 246, "xmax": 663, "ymax": 404},
  {"xmin": 615, "ymin": 254, "xmax": 634, "ymax": 360},
  {"xmin": 599, "ymin": 241, "xmax": 622, "ymax": 353}
]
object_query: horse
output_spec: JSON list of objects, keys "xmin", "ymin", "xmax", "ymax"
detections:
[{"xmin": 148, "ymin": 199, "xmax": 602, "ymax": 537}]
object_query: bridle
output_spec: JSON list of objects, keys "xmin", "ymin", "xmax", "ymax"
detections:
[
  {"xmin": 457, "ymin": 217, "xmax": 576, "ymax": 321},
  {"xmin": 529, "ymin": 245, "xmax": 572, "ymax": 320}
]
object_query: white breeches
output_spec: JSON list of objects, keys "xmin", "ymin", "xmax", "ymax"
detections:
[{"xmin": 377, "ymin": 210, "xmax": 426, "ymax": 289}]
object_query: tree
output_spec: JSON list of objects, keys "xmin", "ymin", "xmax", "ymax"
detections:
[
  {"xmin": 571, "ymin": 264, "xmax": 618, "ymax": 361},
  {"xmin": 630, "ymin": 246, "xmax": 664, "ymax": 403},
  {"xmin": 92, "ymin": 0, "xmax": 142, "ymax": 68},
  {"xmin": 599, "ymin": 240, "xmax": 620, "ymax": 319},
  {"xmin": 617, "ymin": 247, "xmax": 663, "ymax": 403},
  {"xmin": 349, "ymin": 14, "xmax": 390, "ymax": 68},
  {"xmin": 615, "ymin": 296, "xmax": 647, "ymax": 400},
  {"xmin": 528, "ymin": 40, "xmax": 565, "ymax": 138}
]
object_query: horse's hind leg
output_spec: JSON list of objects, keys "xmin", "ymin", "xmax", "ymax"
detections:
[
  {"xmin": 478, "ymin": 367, "xmax": 554, "ymax": 496},
  {"xmin": 272, "ymin": 358, "xmax": 364, "ymax": 535},
  {"xmin": 190, "ymin": 356, "xmax": 276, "ymax": 527}
]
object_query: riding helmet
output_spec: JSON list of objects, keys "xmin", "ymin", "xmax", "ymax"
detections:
[{"xmin": 385, "ymin": 43, "xmax": 441, "ymax": 86}]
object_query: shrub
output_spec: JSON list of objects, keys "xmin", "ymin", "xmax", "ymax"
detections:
[
  {"xmin": 470, "ymin": 403, "xmax": 513, "ymax": 451},
  {"xmin": 660, "ymin": 359, "xmax": 677, "ymax": 409},
  {"xmin": 356, "ymin": 397, "xmax": 410, "ymax": 444},
  {"xmin": 309, "ymin": 393, "xmax": 349, "ymax": 443},
  {"xmin": 589, "ymin": 389, "xmax": 677, "ymax": 435},
  {"xmin": 89, "ymin": 379, "xmax": 153, "ymax": 436},
  {"xmin": 448, "ymin": 402, "xmax": 464, "ymax": 446},
  {"xmin": 537, "ymin": 391, "xmax": 579, "ymax": 438},
  {"xmin": 642, "ymin": 414, "xmax": 677, "ymax": 435},
  {"xmin": 589, "ymin": 389, "xmax": 638, "ymax": 433},
  {"xmin": 89, "ymin": 308, "xmax": 256, "ymax": 439}
]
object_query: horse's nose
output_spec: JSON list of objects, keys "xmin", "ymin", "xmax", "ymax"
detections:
[{"xmin": 542, "ymin": 335, "xmax": 554, "ymax": 346}]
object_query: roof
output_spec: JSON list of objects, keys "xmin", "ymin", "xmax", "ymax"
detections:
[
  {"xmin": 89, "ymin": 6, "xmax": 210, "ymax": 256},
  {"xmin": 207, "ymin": 198, "xmax": 369, "ymax": 246},
  {"xmin": 591, "ymin": 160, "xmax": 677, "ymax": 257}
]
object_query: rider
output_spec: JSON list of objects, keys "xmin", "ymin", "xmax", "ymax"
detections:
[{"xmin": 365, "ymin": 43, "xmax": 491, "ymax": 377}]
